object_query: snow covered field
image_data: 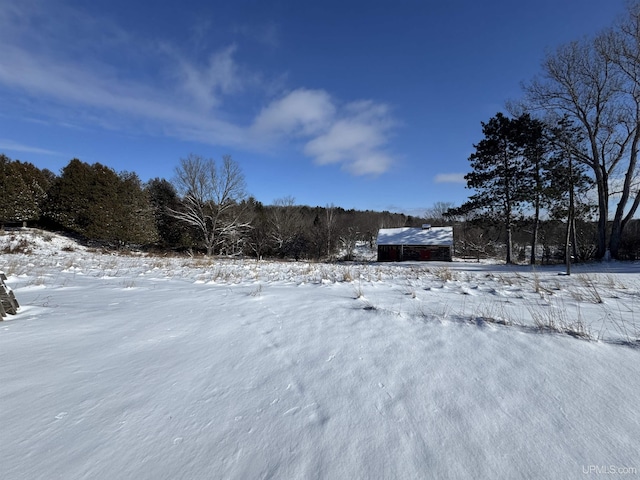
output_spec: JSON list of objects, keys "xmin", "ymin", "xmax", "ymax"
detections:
[{"xmin": 1, "ymin": 229, "xmax": 639, "ymax": 479}]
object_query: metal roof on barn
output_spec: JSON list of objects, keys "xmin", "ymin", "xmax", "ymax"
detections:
[{"xmin": 376, "ymin": 227, "xmax": 453, "ymax": 246}]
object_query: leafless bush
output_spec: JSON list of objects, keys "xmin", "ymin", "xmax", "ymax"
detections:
[
  {"xmin": 494, "ymin": 274, "xmax": 514, "ymax": 286},
  {"xmin": 342, "ymin": 268, "xmax": 354, "ymax": 282},
  {"xmin": 471, "ymin": 300, "xmax": 512, "ymax": 326},
  {"xmin": 2, "ymin": 237, "xmax": 33, "ymax": 254},
  {"xmin": 432, "ymin": 267, "xmax": 455, "ymax": 282},
  {"xmin": 574, "ymin": 274, "xmax": 604, "ymax": 304},
  {"xmin": 527, "ymin": 302, "xmax": 592, "ymax": 339}
]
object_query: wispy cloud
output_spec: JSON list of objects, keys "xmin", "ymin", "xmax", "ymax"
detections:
[
  {"xmin": 233, "ymin": 21, "xmax": 281, "ymax": 49},
  {"xmin": 0, "ymin": 1, "xmax": 398, "ymax": 176},
  {"xmin": 435, "ymin": 173, "xmax": 467, "ymax": 184},
  {"xmin": 0, "ymin": 139, "xmax": 62, "ymax": 156},
  {"xmin": 166, "ymin": 44, "xmax": 246, "ymax": 111}
]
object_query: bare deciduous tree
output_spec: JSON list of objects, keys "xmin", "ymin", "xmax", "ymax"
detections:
[
  {"xmin": 424, "ymin": 201, "xmax": 456, "ymax": 223},
  {"xmin": 599, "ymin": 4, "xmax": 640, "ymax": 258},
  {"xmin": 523, "ymin": 2, "xmax": 640, "ymax": 259},
  {"xmin": 524, "ymin": 39, "xmax": 620, "ymax": 258},
  {"xmin": 339, "ymin": 225, "xmax": 359, "ymax": 261},
  {"xmin": 325, "ymin": 203, "xmax": 338, "ymax": 258},
  {"xmin": 171, "ymin": 154, "xmax": 249, "ymax": 256},
  {"xmin": 269, "ymin": 196, "xmax": 305, "ymax": 257}
]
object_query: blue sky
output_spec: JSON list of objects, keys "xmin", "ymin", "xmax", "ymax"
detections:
[{"xmin": 0, "ymin": 0, "xmax": 627, "ymax": 215}]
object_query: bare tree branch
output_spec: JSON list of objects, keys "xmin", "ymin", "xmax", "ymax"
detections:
[{"xmin": 170, "ymin": 154, "xmax": 248, "ymax": 256}]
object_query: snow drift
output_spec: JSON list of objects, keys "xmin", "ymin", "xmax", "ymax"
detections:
[{"xmin": 1, "ymin": 229, "xmax": 638, "ymax": 479}]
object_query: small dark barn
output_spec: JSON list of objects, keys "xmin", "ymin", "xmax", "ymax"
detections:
[{"xmin": 377, "ymin": 225, "xmax": 453, "ymax": 262}]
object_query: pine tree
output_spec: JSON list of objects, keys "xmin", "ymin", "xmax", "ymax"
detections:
[
  {"xmin": 462, "ymin": 113, "xmax": 528, "ymax": 264},
  {"xmin": 46, "ymin": 158, "xmax": 94, "ymax": 233},
  {"xmin": 514, "ymin": 114, "xmax": 550, "ymax": 264},
  {"xmin": 13, "ymin": 160, "xmax": 53, "ymax": 223},
  {"xmin": 146, "ymin": 178, "xmax": 189, "ymax": 249},
  {"xmin": 84, "ymin": 163, "xmax": 120, "ymax": 242},
  {"xmin": 114, "ymin": 172, "xmax": 158, "ymax": 246},
  {"xmin": 547, "ymin": 118, "xmax": 595, "ymax": 267},
  {"xmin": 0, "ymin": 155, "xmax": 35, "ymax": 226}
]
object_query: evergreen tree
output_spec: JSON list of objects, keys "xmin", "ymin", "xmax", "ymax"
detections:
[
  {"xmin": 0, "ymin": 155, "xmax": 36, "ymax": 226},
  {"xmin": 114, "ymin": 172, "xmax": 158, "ymax": 246},
  {"xmin": 146, "ymin": 178, "xmax": 190, "ymax": 249},
  {"xmin": 46, "ymin": 159, "xmax": 157, "ymax": 246},
  {"xmin": 514, "ymin": 114, "xmax": 551, "ymax": 264},
  {"xmin": 14, "ymin": 160, "xmax": 54, "ymax": 222},
  {"xmin": 0, "ymin": 155, "xmax": 55, "ymax": 227},
  {"xmin": 84, "ymin": 163, "xmax": 120, "ymax": 241},
  {"xmin": 462, "ymin": 113, "xmax": 528, "ymax": 264},
  {"xmin": 46, "ymin": 158, "xmax": 94, "ymax": 233},
  {"xmin": 547, "ymin": 118, "xmax": 596, "ymax": 265}
]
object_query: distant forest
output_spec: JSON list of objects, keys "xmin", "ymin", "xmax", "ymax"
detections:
[
  {"xmin": 4, "ymin": 153, "xmax": 640, "ymax": 263},
  {"xmin": 0, "ymin": 154, "xmax": 424, "ymax": 260}
]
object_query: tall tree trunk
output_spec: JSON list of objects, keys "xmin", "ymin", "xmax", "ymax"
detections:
[
  {"xmin": 506, "ymin": 223, "xmax": 513, "ymax": 264},
  {"xmin": 571, "ymin": 217, "xmax": 579, "ymax": 260},
  {"xmin": 530, "ymin": 202, "xmax": 539, "ymax": 265},
  {"xmin": 530, "ymin": 158, "xmax": 541, "ymax": 265},
  {"xmin": 505, "ymin": 200, "xmax": 513, "ymax": 264},
  {"xmin": 565, "ymin": 218, "xmax": 572, "ymax": 275},
  {"xmin": 595, "ymin": 172, "xmax": 609, "ymax": 260},
  {"xmin": 609, "ymin": 122, "xmax": 640, "ymax": 258},
  {"xmin": 503, "ymin": 141, "xmax": 514, "ymax": 264},
  {"xmin": 565, "ymin": 155, "xmax": 575, "ymax": 274}
]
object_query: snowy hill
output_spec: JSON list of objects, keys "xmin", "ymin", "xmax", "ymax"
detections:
[{"xmin": 1, "ymin": 229, "xmax": 639, "ymax": 479}]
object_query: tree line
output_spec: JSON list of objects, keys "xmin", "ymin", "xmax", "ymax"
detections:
[
  {"xmin": 0, "ymin": 153, "xmax": 419, "ymax": 259},
  {"xmin": 5, "ymin": 147, "xmax": 640, "ymax": 262}
]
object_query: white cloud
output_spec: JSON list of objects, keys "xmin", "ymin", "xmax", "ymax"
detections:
[
  {"xmin": 303, "ymin": 101, "xmax": 394, "ymax": 175},
  {"xmin": 435, "ymin": 173, "xmax": 467, "ymax": 184},
  {"xmin": 252, "ymin": 89, "xmax": 335, "ymax": 137},
  {"xmin": 252, "ymin": 92, "xmax": 396, "ymax": 175},
  {"xmin": 305, "ymin": 121, "xmax": 379, "ymax": 161},
  {"xmin": 346, "ymin": 152, "xmax": 394, "ymax": 176}
]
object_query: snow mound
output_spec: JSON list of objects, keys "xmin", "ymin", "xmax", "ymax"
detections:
[{"xmin": 0, "ymin": 228, "xmax": 85, "ymax": 255}]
